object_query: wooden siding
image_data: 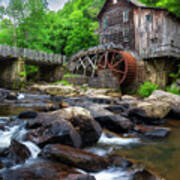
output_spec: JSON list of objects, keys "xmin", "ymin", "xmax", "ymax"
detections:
[
  {"xmin": 99, "ymin": 0, "xmax": 135, "ymax": 49},
  {"xmin": 134, "ymin": 8, "xmax": 180, "ymax": 58},
  {"xmin": 98, "ymin": 0, "xmax": 180, "ymax": 59}
]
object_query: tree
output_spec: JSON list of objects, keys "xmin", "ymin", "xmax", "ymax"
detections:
[{"xmin": 139, "ymin": 0, "xmax": 180, "ymax": 17}]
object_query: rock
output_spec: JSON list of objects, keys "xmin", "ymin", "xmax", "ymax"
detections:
[
  {"xmin": 40, "ymin": 144, "xmax": 109, "ymax": 172},
  {"xmin": 0, "ymin": 160, "xmax": 95, "ymax": 180},
  {"xmin": 6, "ymin": 92, "xmax": 17, "ymax": 100},
  {"xmin": 59, "ymin": 101, "xmax": 69, "ymax": 109},
  {"xmin": 121, "ymin": 95, "xmax": 137, "ymax": 101},
  {"xmin": 136, "ymin": 101, "xmax": 171, "ymax": 119},
  {"xmin": 120, "ymin": 95, "xmax": 139, "ymax": 108},
  {"xmin": 87, "ymin": 104, "xmax": 133, "ymax": 132},
  {"xmin": 18, "ymin": 111, "xmax": 38, "ymax": 119},
  {"xmin": 105, "ymin": 103, "xmax": 130, "ymax": 114},
  {"xmin": 168, "ymin": 106, "xmax": 180, "ymax": 119},
  {"xmin": 134, "ymin": 125, "xmax": 171, "ymax": 138},
  {"xmin": 51, "ymin": 107, "xmax": 102, "ymax": 146},
  {"xmin": 0, "ymin": 125, "xmax": 5, "ymax": 131},
  {"xmin": 108, "ymin": 154, "xmax": 132, "ymax": 168},
  {"xmin": 60, "ymin": 174, "xmax": 96, "ymax": 180},
  {"xmin": 147, "ymin": 90, "xmax": 180, "ymax": 118},
  {"xmin": 99, "ymin": 114, "xmax": 133, "ymax": 133},
  {"xmin": 128, "ymin": 100, "xmax": 171, "ymax": 124},
  {"xmin": 30, "ymin": 84, "xmax": 80, "ymax": 96},
  {"xmin": 41, "ymin": 103, "xmax": 59, "ymax": 112},
  {"xmin": 0, "ymin": 160, "xmax": 3, "ymax": 169},
  {"xmin": 7, "ymin": 139, "xmax": 31, "ymax": 166},
  {"xmin": 148, "ymin": 90, "xmax": 180, "ymax": 107},
  {"xmin": 132, "ymin": 169, "xmax": 160, "ymax": 180},
  {"xmin": 26, "ymin": 113, "xmax": 82, "ymax": 148}
]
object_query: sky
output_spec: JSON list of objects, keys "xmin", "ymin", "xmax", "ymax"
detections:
[
  {"xmin": 48, "ymin": 0, "xmax": 70, "ymax": 11},
  {"xmin": 0, "ymin": 0, "xmax": 70, "ymax": 12}
]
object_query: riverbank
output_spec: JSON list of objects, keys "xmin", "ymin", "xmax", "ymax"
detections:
[{"xmin": 0, "ymin": 85, "xmax": 179, "ymax": 180}]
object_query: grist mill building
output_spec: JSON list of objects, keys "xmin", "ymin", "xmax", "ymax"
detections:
[{"xmin": 97, "ymin": 0, "xmax": 180, "ymax": 87}]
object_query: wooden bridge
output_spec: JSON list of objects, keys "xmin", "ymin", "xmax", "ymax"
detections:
[{"xmin": 0, "ymin": 45, "xmax": 66, "ymax": 89}]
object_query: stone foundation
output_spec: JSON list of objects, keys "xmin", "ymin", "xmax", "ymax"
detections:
[
  {"xmin": 143, "ymin": 59, "xmax": 178, "ymax": 88},
  {"xmin": 63, "ymin": 70, "xmax": 120, "ymax": 89},
  {"xmin": 0, "ymin": 58, "xmax": 26, "ymax": 89}
]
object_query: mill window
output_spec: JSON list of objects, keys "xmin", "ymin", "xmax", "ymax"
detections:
[
  {"xmin": 146, "ymin": 14, "xmax": 152, "ymax": 22},
  {"xmin": 123, "ymin": 10, "xmax": 129, "ymax": 23},
  {"xmin": 103, "ymin": 17, "xmax": 108, "ymax": 30}
]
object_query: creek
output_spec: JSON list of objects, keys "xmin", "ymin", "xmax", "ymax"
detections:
[{"xmin": 0, "ymin": 91, "xmax": 179, "ymax": 180}]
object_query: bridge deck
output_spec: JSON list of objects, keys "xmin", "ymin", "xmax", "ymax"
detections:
[{"xmin": 0, "ymin": 45, "xmax": 66, "ymax": 65}]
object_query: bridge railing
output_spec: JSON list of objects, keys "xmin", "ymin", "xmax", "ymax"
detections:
[{"xmin": 0, "ymin": 44, "xmax": 66, "ymax": 65}]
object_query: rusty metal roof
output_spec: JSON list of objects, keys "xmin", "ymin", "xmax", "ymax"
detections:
[
  {"xmin": 97, "ymin": 0, "xmax": 166, "ymax": 19},
  {"xmin": 129, "ymin": 0, "xmax": 147, "ymax": 7}
]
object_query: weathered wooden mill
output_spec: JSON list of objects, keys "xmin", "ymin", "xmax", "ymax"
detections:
[{"xmin": 69, "ymin": 0, "xmax": 180, "ymax": 88}]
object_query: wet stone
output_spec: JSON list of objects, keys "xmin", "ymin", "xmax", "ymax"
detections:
[
  {"xmin": 26, "ymin": 114, "xmax": 82, "ymax": 148},
  {"xmin": 134, "ymin": 125, "xmax": 171, "ymax": 138},
  {"xmin": 7, "ymin": 139, "xmax": 31, "ymax": 166},
  {"xmin": 18, "ymin": 111, "xmax": 38, "ymax": 119},
  {"xmin": 0, "ymin": 160, "xmax": 94, "ymax": 180},
  {"xmin": 40, "ymin": 144, "xmax": 109, "ymax": 172},
  {"xmin": 108, "ymin": 154, "xmax": 133, "ymax": 168},
  {"xmin": 132, "ymin": 169, "xmax": 160, "ymax": 180}
]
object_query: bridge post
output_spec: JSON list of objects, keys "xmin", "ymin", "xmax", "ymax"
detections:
[{"xmin": 0, "ymin": 58, "xmax": 26, "ymax": 89}]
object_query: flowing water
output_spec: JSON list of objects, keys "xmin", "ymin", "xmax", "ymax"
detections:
[{"xmin": 0, "ymin": 92, "xmax": 179, "ymax": 180}]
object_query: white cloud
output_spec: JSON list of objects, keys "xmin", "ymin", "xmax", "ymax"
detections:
[
  {"xmin": 48, "ymin": 0, "xmax": 70, "ymax": 11},
  {"xmin": 0, "ymin": 0, "xmax": 70, "ymax": 12}
]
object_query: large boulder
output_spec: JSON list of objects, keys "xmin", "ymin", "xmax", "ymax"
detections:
[
  {"xmin": 85, "ymin": 104, "xmax": 133, "ymax": 133},
  {"xmin": 137, "ymin": 101, "xmax": 170, "ymax": 119},
  {"xmin": 0, "ymin": 160, "xmax": 95, "ymax": 180},
  {"xmin": 51, "ymin": 107, "xmax": 102, "ymax": 147},
  {"xmin": 147, "ymin": 90, "xmax": 180, "ymax": 119},
  {"xmin": 147, "ymin": 90, "xmax": 180, "ymax": 107},
  {"xmin": 26, "ymin": 113, "xmax": 82, "ymax": 148},
  {"xmin": 40, "ymin": 144, "xmax": 109, "ymax": 172},
  {"xmin": 147, "ymin": 90, "xmax": 180, "ymax": 118},
  {"xmin": 128, "ymin": 100, "xmax": 171, "ymax": 124}
]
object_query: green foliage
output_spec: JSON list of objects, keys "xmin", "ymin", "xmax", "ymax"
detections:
[
  {"xmin": 63, "ymin": 73, "xmax": 80, "ymax": 78},
  {"xmin": 0, "ymin": 0, "xmax": 104, "ymax": 56},
  {"xmin": 25, "ymin": 65, "xmax": 38, "ymax": 76},
  {"xmin": 138, "ymin": 0, "xmax": 180, "ymax": 17},
  {"xmin": 138, "ymin": 81, "xmax": 159, "ymax": 98},
  {"xmin": 54, "ymin": 80, "xmax": 72, "ymax": 86},
  {"xmin": 166, "ymin": 64, "xmax": 180, "ymax": 95},
  {"xmin": 166, "ymin": 83, "xmax": 180, "ymax": 95},
  {"xmin": 169, "ymin": 65, "xmax": 180, "ymax": 79},
  {"xmin": 19, "ymin": 71, "xmax": 26, "ymax": 77}
]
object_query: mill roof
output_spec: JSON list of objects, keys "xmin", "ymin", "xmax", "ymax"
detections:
[{"xmin": 97, "ymin": 0, "xmax": 166, "ymax": 19}]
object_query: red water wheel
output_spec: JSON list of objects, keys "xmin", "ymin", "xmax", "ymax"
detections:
[{"xmin": 98, "ymin": 50, "xmax": 137, "ymax": 85}]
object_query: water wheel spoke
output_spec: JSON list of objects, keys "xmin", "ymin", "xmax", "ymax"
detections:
[
  {"xmin": 109, "ymin": 58, "xmax": 124, "ymax": 69},
  {"xmin": 109, "ymin": 52, "xmax": 115, "ymax": 66},
  {"xmin": 111, "ymin": 67, "xmax": 125, "ymax": 74}
]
